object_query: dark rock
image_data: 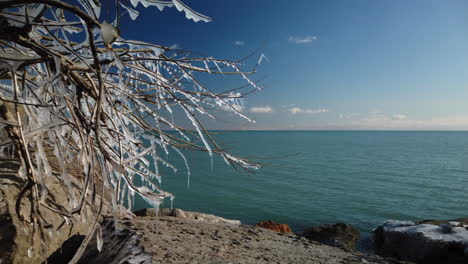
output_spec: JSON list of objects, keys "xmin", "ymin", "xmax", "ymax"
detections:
[
  {"xmin": 0, "ymin": 189, "xmax": 16, "ymax": 264},
  {"xmin": 255, "ymin": 220, "xmax": 292, "ymax": 233},
  {"xmin": 45, "ymin": 218, "xmax": 152, "ymax": 264},
  {"xmin": 301, "ymin": 223, "xmax": 360, "ymax": 250},
  {"xmin": 374, "ymin": 220, "xmax": 468, "ymax": 264},
  {"xmin": 45, "ymin": 235, "xmax": 85, "ymax": 264}
]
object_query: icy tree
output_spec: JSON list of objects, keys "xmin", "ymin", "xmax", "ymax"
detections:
[{"xmin": 0, "ymin": 0, "xmax": 260, "ymax": 261}]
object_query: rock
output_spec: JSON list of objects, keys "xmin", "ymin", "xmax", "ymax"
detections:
[
  {"xmin": 134, "ymin": 208, "xmax": 241, "ymax": 224},
  {"xmin": 129, "ymin": 213, "xmax": 408, "ymax": 264},
  {"xmin": 0, "ymin": 157, "xmax": 121, "ymax": 264},
  {"xmin": 301, "ymin": 223, "xmax": 360, "ymax": 250},
  {"xmin": 374, "ymin": 219, "xmax": 468, "ymax": 264},
  {"xmin": 417, "ymin": 218, "xmax": 468, "ymax": 226},
  {"xmin": 255, "ymin": 220, "xmax": 292, "ymax": 233}
]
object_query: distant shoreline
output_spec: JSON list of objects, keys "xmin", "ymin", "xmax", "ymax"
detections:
[{"xmin": 162, "ymin": 129, "xmax": 468, "ymax": 132}]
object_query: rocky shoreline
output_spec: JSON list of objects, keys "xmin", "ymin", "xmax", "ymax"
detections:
[{"xmin": 41, "ymin": 208, "xmax": 409, "ymax": 264}]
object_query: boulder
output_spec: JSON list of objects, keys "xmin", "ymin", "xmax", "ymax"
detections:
[
  {"xmin": 374, "ymin": 220, "xmax": 468, "ymax": 264},
  {"xmin": 0, "ymin": 157, "xmax": 121, "ymax": 264},
  {"xmin": 255, "ymin": 220, "xmax": 292, "ymax": 233},
  {"xmin": 301, "ymin": 223, "xmax": 360, "ymax": 250}
]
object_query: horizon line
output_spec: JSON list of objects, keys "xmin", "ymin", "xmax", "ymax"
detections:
[
  {"xmin": 216, "ymin": 129, "xmax": 468, "ymax": 132},
  {"xmin": 163, "ymin": 129, "xmax": 468, "ymax": 132}
]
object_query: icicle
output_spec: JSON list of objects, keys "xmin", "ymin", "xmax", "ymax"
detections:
[
  {"xmin": 113, "ymin": 52, "xmax": 124, "ymax": 71},
  {"xmin": 47, "ymin": 227, "xmax": 54, "ymax": 238},
  {"xmin": 139, "ymin": 193, "xmax": 162, "ymax": 215},
  {"xmin": 119, "ymin": 2, "xmax": 140, "ymax": 20},
  {"xmin": 81, "ymin": 209, "xmax": 87, "ymax": 224},
  {"xmin": 96, "ymin": 224, "xmax": 103, "ymax": 252},
  {"xmin": 172, "ymin": 0, "xmax": 212, "ymax": 22},
  {"xmin": 256, "ymin": 53, "xmax": 270, "ymax": 66},
  {"xmin": 213, "ymin": 61, "xmax": 223, "ymax": 73},
  {"xmin": 78, "ymin": 0, "xmax": 101, "ymax": 19},
  {"xmin": 130, "ymin": 0, "xmax": 174, "ymax": 10},
  {"xmin": 27, "ymin": 247, "xmax": 34, "ymax": 258},
  {"xmin": 111, "ymin": 190, "xmax": 120, "ymax": 232},
  {"xmin": 181, "ymin": 107, "xmax": 212, "ymax": 159},
  {"xmin": 203, "ymin": 60, "xmax": 211, "ymax": 73},
  {"xmin": 155, "ymin": 200, "xmax": 160, "ymax": 217},
  {"xmin": 120, "ymin": 184, "xmax": 128, "ymax": 205},
  {"xmin": 171, "ymin": 146, "xmax": 190, "ymax": 188},
  {"xmin": 51, "ymin": 140, "xmax": 78, "ymax": 207},
  {"xmin": 127, "ymin": 187, "xmax": 133, "ymax": 212},
  {"xmin": 123, "ymin": 146, "xmax": 153, "ymax": 164}
]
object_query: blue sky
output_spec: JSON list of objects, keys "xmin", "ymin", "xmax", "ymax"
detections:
[{"xmin": 119, "ymin": 0, "xmax": 468, "ymax": 130}]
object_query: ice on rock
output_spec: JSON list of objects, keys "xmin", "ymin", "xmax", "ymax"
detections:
[
  {"xmin": 382, "ymin": 220, "xmax": 468, "ymax": 244},
  {"xmin": 382, "ymin": 220, "xmax": 416, "ymax": 230}
]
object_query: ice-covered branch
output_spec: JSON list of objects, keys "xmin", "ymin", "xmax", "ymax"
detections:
[{"xmin": 0, "ymin": 0, "xmax": 261, "ymax": 259}]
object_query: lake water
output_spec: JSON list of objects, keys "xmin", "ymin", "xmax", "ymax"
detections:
[{"xmin": 134, "ymin": 131, "xmax": 468, "ymax": 250}]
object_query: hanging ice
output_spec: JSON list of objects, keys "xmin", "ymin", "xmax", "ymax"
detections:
[
  {"xmin": 172, "ymin": 0, "xmax": 212, "ymax": 22},
  {"xmin": 120, "ymin": 2, "xmax": 140, "ymax": 20}
]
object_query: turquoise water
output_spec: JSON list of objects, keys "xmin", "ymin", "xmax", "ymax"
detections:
[{"xmin": 135, "ymin": 131, "xmax": 468, "ymax": 250}]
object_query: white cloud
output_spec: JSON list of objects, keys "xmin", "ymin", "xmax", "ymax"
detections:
[
  {"xmin": 339, "ymin": 113, "xmax": 360, "ymax": 119},
  {"xmin": 392, "ymin": 114, "xmax": 408, "ymax": 120},
  {"xmin": 233, "ymin": 40, "xmax": 245, "ymax": 46},
  {"xmin": 327, "ymin": 112, "xmax": 468, "ymax": 130},
  {"xmin": 250, "ymin": 105, "xmax": 273, "ymax": 114},
  {"xmin": 288, "ymin": 107, "xmax": 329, "ymax": 115},
  {"xmin": 288, "ymin": 107, "xmax": 302, "ymax": 114},
  {"xmin": 289, "ymin": 35, "xmax": 318, "ymax": 44},
  {"xmin": 339, "ymin": 115, "xmax": 468, "ymax": 130}
]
